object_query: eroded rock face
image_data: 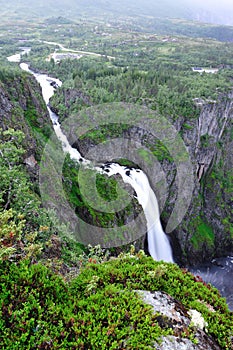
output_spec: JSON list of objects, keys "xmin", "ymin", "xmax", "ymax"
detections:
[
  {"xmin": 137, "ymin": 290, "xmax": 222, "ymax": 350},
  {"xmin": 24, "ymin": 154, "xmax": 38, "ymax": 168},
  {"xmin": 117, "ymin": 98, "xmax": 232, "ymax": 264},
  {"xmin": 0, "ymin": 72, "xmax": 53, "ymax": 181},
  {"xmin": 155, "ymin": 336, "xmax": 220, "ymax": 350},
  {"xmin": 125, "ymin": 96, "xmax": 233, "ymax": 265},
  {"xmin": 176, "ymin": 95, "xmax": 233, "ymax": 265}
]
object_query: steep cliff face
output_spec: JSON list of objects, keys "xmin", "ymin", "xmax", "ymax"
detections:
[
  {"xmin": 172, "ymin": 94, "xmax": 233, "ymax": 265},
  {"xmin": 0, "ymin": 69, "xmax": 53, "ymax": 178}
]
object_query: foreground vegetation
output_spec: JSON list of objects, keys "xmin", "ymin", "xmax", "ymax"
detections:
[{"xmin": 0, "ymin": 251, "xmax": 232, "ymax": 349}]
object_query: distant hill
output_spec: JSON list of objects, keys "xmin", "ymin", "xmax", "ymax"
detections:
[{"xmin": 1, "ymin": 0, "xmax": 233, "ymax": 26}]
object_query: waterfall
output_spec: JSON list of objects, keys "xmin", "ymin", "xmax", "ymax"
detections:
[
  {"xmin": 20, "ymin": 63, "xmax": 174, "ymax": 263},
  {"xmin": 103, "ymin": 164, "xmax": 173, "ymax": 262}
]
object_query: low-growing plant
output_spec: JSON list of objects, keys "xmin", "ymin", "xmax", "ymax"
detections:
[{"xmin": 0, "ymin": 253, "xmax": 232, "ymax": 349}]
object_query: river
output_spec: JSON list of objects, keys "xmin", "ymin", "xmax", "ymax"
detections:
[
  {"xmin": 7, "ymin": 47, "xmax": 31, "ymax": 63},
  {"xmin": 190, "ymin": 256, "xmax": 233, "ymax": 310}
]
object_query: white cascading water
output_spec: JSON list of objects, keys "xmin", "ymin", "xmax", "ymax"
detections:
[{"xmin": 20, "ymin": 62, "xmax": 174, "ymax": 263}]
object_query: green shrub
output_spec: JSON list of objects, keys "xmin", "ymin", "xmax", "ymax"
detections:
[{"xmin": 0, "ymin": 254, "xmax": 232, "ymax": 349}]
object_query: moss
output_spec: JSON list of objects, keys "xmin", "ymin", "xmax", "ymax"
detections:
[
  {"xmin": 137, "ymin": 148, "xmax": 154, "ymax": 166},
  {"xmin": 0, "ymin": 254, "xmax": 232, "ymax": 349},
  {"xmin": 144, "ymin": 139, "xmax": 173, "ymax": 162},
  {"xmin": 182, "ymin": 123, "xmax": 194, "ymax": 130},
  {"xmin": 190, "ymin": 216, "xmax": 215, "ymax": 250},
  {"xmin": 79, "ymin": 123, "xmax": 130, "ymax": 144},
  {"xmin": 96, "ymin": 173, "xmax": 119, "ymax": 201},
  {"xmin": 60, "ymin": 236, "xmax": 86, "ymax": 266},
  {"xmin": 221, "ymin": 217, "xmax": 233, "ymax": 239},
  {"xmin": 24, "ymin": 102, "xmax": 52, "ymax": 143},
  {"xmin": 200, "ymin": 133, "xmax": 211, "ymax": 148}
]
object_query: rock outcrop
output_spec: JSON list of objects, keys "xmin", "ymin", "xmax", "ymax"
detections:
[{"xmin": 138, "ymin": 290, "xmax": 222, "ymax": 350}]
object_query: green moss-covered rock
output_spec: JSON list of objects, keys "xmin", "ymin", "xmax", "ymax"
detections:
[{"xmin": 0, "ymin": 254, "xmax": 232, "ymax": 349}]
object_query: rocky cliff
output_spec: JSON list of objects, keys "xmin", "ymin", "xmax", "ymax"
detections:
[
  {"xmin": 131, "ymin": 94, "xmax": 233, "ymax": 266},
  {"xmin": 137, "ymin": 93, "xmax": 233, "ymax": 266},
  {"xmin": 0, "ymin": 68, "xmax": 53, "ymax": 179},
  {"xmin": 173, "ymin": 94, "xmax": 233, "ymax": 265}
]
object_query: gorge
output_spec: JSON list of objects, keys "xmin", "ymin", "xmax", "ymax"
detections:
[{"xmin": 18, "ymin": 58, "xmax": 232, "ymax": 310}]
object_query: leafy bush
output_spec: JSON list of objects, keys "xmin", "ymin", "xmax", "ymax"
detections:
[{"xmin": 0, "ymin": 253, "xmax": 232, "ymax": 349}]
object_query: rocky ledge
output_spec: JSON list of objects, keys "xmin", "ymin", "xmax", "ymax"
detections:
[{"xmin": 138, "ymin": 290, "xmax": 222, "ymax": 349}]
